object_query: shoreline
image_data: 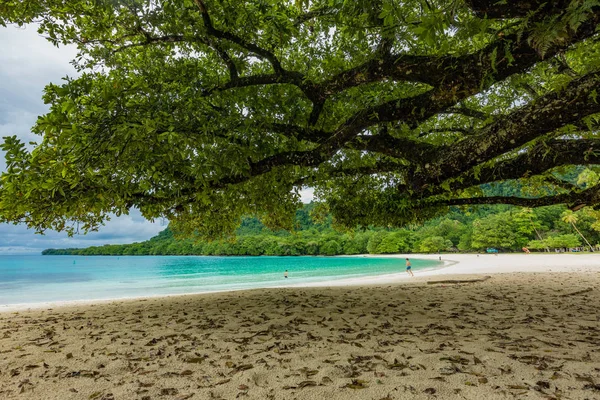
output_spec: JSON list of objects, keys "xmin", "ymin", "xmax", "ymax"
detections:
[
  {"xmin": 2, "ymin": 253, "xmax": 599, "ymax": 313},
  {"xmin": 0, "ymin": 265, "xmax": 598, "ymax": 399}
]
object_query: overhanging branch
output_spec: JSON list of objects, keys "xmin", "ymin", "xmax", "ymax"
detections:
[
  {"xmin": 194, "ymin": 0, "xmax": 284, "ymax": 74},
  {"xmin": 465, "ymin": 0, "xmax": 571, "ymax": 19},
  {"xmin": 441, "ymin": 106, "xmax": 489, "ymax": 120},
  {"xmin": 422, "ymin": 71, "xmax": 600, "ymax": 188},
  {"xmin": 428, "ymin": 184, "xmax": 600, "ymax": 210},
  {"xmin": 443, "ymin": 139, "xmax": 600, "ymax": 193},
  {"xmin": 347, "ymin": 133, "xmax": 440, "ymax": 163}
]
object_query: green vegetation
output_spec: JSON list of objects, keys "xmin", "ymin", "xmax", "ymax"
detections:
[
  {"xmin": 43, "ymin": 203, "xmax": 600, "ymax": 256},
  {"xmin": 3, "ymin": 1, "xmax": 600, "ymax": 241}
]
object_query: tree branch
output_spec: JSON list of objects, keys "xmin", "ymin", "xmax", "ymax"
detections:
[
  {"xmin": 444, "ymin": 139, "xmax": 600, "ymax": 193},
  {"xmin": 347, "ymin": 133, "xmax": 440, "ymax": 163},
  {"xmin": 266, "ymin": 123, "xmax": 328, "ymax": 142},
  {"xmin": 543, "ymin": 174, "xmax": 581, "ymax": 191},
  {"xmin": 429, "ymin": 184, "xmax": 600, "ymax": 211},
  {"xmin": 111, "ymin": 32, "xmax": 239, "ymax": 80},
  {"xmin": 202, "ymin": 73, "xmax": 286, "ymax": 96},
  {"xmin": 186, "ymin": 68, "xmax": 600, "ymax": 194},
  {"xmin": 440, "ymin": 106, "xmax": 489, "ymax": 120},
  {"xmin": 209, "ymin": 41, "xmax": 238, "ymax": 80},
  {"xmin": 314, "ymin": 7, "xmax": 600, "ymax": 108},
  {"xmin": 421, "ymin": 71, "xmax": 600, "ymax": 188},
  {"xmin": 315, "ymin": 11, "xmax": 600, "ymax": 156},
  {"xmin": 293, "ymin": 159, "xmax": 406, "ymax": 187},
  {"xmin": 170, "ymin": 3, "xmax": 599, "ymax": 133},
  {"xmin": 418, "ymin": 127, "xmax": 474, "ymax": 137},
  {"xmin": 465, "ymin": 0, "xmax": 571, "ymax": 19},
  {"xmin": 110, "ymin": 2, "xmax": 600, "ymax": 133},
  {"xmin": 194, "ymin": 0, "xmax": 284, "ymax": 74},
  {"xmin": 294, "ymin": 6, "xmax": 338, "ymax": 26},
  {"xmin": 112, "ymin": 34, "xmax": 199, "ymax": 53}
]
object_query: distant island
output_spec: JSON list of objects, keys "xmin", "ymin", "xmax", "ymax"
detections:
[{"xmin": 43, "ymin": 202, "xmax": 599, "ymax": 256}]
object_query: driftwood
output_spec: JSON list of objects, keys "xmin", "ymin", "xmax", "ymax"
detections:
[
  {"xmin": 427, "ymin": 276, "xmax": 491, "ymax": 285},
  {"xmin": 559, "ymin": 288, "xmax": 593, "ymax": 298}
]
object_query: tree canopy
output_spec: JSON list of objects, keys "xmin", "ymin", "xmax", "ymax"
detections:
[{"xmin": 2, "ymin": 0, "xmax": 600, "ymax": 238}]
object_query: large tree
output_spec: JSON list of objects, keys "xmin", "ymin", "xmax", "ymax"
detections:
[{"xmin": 2, "ymin": 0, "xmax": 600, "ymax": 238}]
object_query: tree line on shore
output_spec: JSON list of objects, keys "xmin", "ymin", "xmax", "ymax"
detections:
[{"xmin": 43, "ymin": 202, "xmax": 600, "ymax": 256}]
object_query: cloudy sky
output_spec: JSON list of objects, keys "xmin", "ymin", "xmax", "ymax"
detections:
[
  {"xmin": 0, "ymin": 25, "xmax": 168, "ymax": 254},
  {"xmin": 0, "ymin": 24, "xmax": 313, "ymax": 255}
]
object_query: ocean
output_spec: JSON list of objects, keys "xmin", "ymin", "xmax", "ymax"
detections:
[{"xmin": 0, "ymin": 255, "xmax": 440, "ymax": 306}]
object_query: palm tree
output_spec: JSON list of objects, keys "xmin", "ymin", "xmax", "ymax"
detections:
[
  {"xmin": 561, "ymin": 210, "xmax": 594, "ymax": 252},
  {"xmin": 522, "ymin": 207, "xmax": 548, "ymax": 252}
]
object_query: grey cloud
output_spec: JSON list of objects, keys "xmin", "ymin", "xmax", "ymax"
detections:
[
  {"xmin": 0, "ymin": 209, "xmax": 166, "ymax": 254},
  {"xmin": 0, "ymin": 110, "xmax": 39, "ymax": 141},
  {"xmin": 0, "ymin": 26, "xmax": 77, "ymax": 117},
  {"xmin": 0, "ymin": 25, "xmax": 77, "ymax": 85},
  {"xmin": 0, "ymin": 25, "xmax": 77, "ymax": 148},
  {"xmin": 0, "ymin": 25, "xmax": 166, "ymax": 254}
]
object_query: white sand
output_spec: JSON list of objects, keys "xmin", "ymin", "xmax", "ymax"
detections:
[
  {"xmin": 0, "ymin": 254, "xmax": 599, "ymax": 400},
  {"xmin": 289, "ymin": 253, "xmax": 600, "ymax": 287}
]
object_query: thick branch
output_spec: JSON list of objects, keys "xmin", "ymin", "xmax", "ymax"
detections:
[
  {"xmin": 194, "ymin": 0, "xmax": 283, "ymax": 74},
  {"xmin": 429, "ymin": 184, "xmax": 600, "ymax": 210},
  {"xmin": 422, "ymin": 71, "xmax": 600, "ymax": 188},
  {"xmin": 418, "ymin": 127, "xmax": 474, "ymax": 137},
  {"xmin": 446, "ymin": 139, "xmax": 600, "ymax": 193},
  {"xmin": 266, "ymin": 123, "xmax": 328, "ymax": 142},
  {"xmin": 318, "ymin": 55, "xmax": 443, "ymax": 95},
  {"xmin": 210, "ymin": 41, "xmax": 238, "ymax": 80},
  {"xmin": 194, "ymin": 69, "xmax": 600, "ymax": 193},
  {"xmin": 293, "ymin": 159, "xmax": 406, "ymax": 187},
  {"xmin": 347, "ymin": 134, "xmax": 440, "ymax": 163},
  {"xmin": 316, "ymin": 7, "xmax": 600, "ymax": 107},
  {"xmin": 99, "ymin": 3, "xmax": 600, "ymax": 208},
  {"xmin": 116, "ymin": 2, "xmax": 599, "ymax": 131},
  {"xmin": 194, "ymin": 3, "xmax": 598, "ymax": 131},
  {"xmin": 356, "ymin": 90, "xmax": 455, "ymax": 129},
  {"xmin": 203, "ymin": 73, "xmax": 284, "ymax": 96},
  {"xmin": 319, "ymin": 14, "xmax": 600, "ymax": 162},
  {"xmin": 543, "ymin": 175, "xmax": 580, "ymax": 191},
  {"xmin": 441, "ymin": 107, "xmax": 489, "ymax": 120},
  {"xmin": 308, "ymin": 101, "xmax": 325, "ymax": 126},
  {"xmin": 295, "ymin": 6, "xmax": 338, "ymax": 25},
  {"xmin": 112, "ymin": 34, "xmax": 200, "ymax": 53},
  {"xmin": 466, "ymin": 0, "xmax": 571, "ymax": 19}
]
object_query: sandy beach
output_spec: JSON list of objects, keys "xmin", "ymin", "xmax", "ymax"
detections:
[{"xmin": 0, "ymin": 254, "xmax": 599, "ymax": 399}]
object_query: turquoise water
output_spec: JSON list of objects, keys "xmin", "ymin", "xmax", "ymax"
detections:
[{"xmin": 0, "ymin": 256, "xmax": 439, "ymax": 306}]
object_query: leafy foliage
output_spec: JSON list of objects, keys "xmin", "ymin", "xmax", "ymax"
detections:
[{"xmin": 3, "ymin": 1, "xmax": 600, "ymax": 239}]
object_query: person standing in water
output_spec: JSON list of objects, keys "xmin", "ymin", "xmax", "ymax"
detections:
[
  {"xmin": 284, "ymin": 270, "xmax": 288, "ymax": 279},
  {"xmin": 405, "ymin": 258, "xmax": 414, "ymax": 276}
]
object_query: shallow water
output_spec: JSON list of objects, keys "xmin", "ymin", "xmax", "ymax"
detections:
[{"xmin": 0, "ymin": 255, "xmax": 439, "ymax": 305}]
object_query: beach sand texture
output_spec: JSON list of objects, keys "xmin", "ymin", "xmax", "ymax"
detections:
[{"xmin": 0, "ymin": 255, "xmax": 599, "ymax": 399}]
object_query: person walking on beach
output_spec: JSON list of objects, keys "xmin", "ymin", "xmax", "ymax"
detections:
[
  {"xmin": 284, "ymin": 270, "xmax": 288, "ymax": 279},
  {"xmin": 405, "ymin": 258, "xmax": 413, "ymax": 277}
]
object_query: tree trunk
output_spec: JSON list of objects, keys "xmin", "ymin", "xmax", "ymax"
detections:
[
  {"xmin": 571, "ymin": 222, "xmax": 594, "ymax": 252},
  {"xmin": 530, "ymin": 219, "xmax": 549, "ymax": 252}
]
